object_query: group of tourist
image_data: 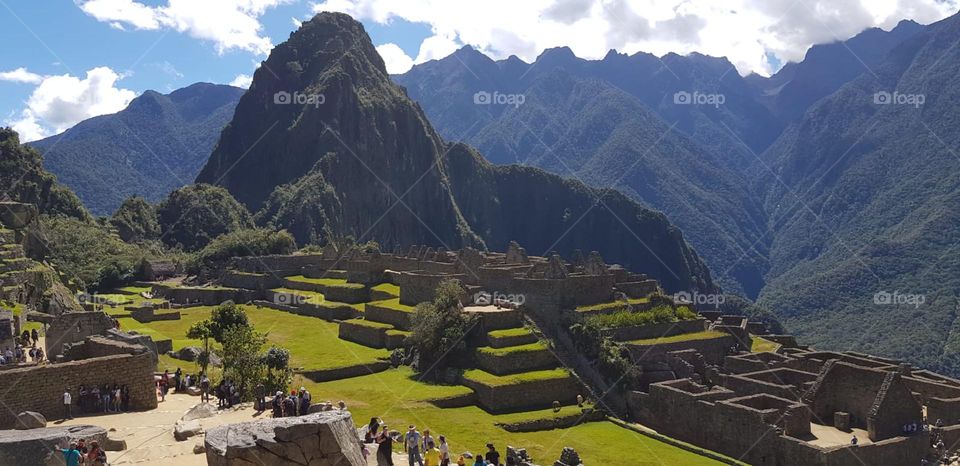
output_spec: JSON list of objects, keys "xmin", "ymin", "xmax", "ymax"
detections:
[
  {"xmin": 2, "ymin": 329, "xmax": 43, "ymax": 365},
  {"xmin": 269, "ymin": 386, "xmax": 312, "ymax": 417},
  {"xmin": 52, "ymin": 438, "xmax": 107, "ymax": 466},
  {"xmin": 363, "ymin": 420, "xmax": 506, "ymax": 466},
  {"xmin": 76, "ymin": 384, "xmax": 131, "ymax": 413},
  {"xmin": 215, "ymin": 378, "xmax": 243, "ymax": 408}
]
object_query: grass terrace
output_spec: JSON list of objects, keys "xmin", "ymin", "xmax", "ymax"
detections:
[
  {"xmin": 575, "ymin": 297, "xmax": 650, "ymax": 313},
  {"xmin": 341, "ymin": 318, "xmax": 394, "ymax": 330},
  {"xmin": 751, "ymin": 336, "xmax": 782, "ymax": 353},
  {"xmin": 307, "ymin": 367, "xmax": 729, "ymax": 465},
  {"xmin": 285, "ymin": 275, "xmax": 365, "ymax": 289},
  {"xmin": 586, "ymin": 305, "xmax": 698, "ymax": 328},
  {"xmin": 627, "ymin": 330, "xmax": 728, "ymax": 346},
  {"xmin": 488, "ymin": 328, "xmax": 532, "ymax": 339},
  {"xmin": 371, "ymin": 283, "xmax": 400, "ymax": 296},
  {"xmin": 462, "ymin": 368, "xmax": 572, "ymax": 387},
  {"xmin": 117, "ymin": 304, "xmax": 388, "ymax": 372},
  {"xmin": 367, "ymin": 297, "xmax": 415, "ymax": 312},
  {"xmin": 476, "ymin": 341, "xmax": 549, "ymax": 357}
]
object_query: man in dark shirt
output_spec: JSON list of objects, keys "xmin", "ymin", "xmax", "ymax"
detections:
[{"xmin": 485, "ymin": 443, "xmax": 500, "ymax": 466}]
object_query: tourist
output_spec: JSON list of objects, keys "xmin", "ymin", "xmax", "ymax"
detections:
[
  {"xmin": 577, "ymin": 394, "xmax": 584, "ymax": 407},
  {"xmin": 456, "ymin": 452, "xmax": 470, "ymax": 466},
  {"xmin": 101, "ymin": 383, "xmax": 111, "ymax": 412},
  {"xmin": 77, "ymin": 438, "xmax": 87, "ymax": 455},
  {"xmin": 112, "ymin": 384, "xmax": 122, "ymax": 412},
  {"xmin": 272, "ymin": 391, "xmax": 284, "ymax": 418},
  {"xmin": 62, "ymin": 387, "xmax": 73, "ymax": 420},
  {"xmin": 174, "ymin": 368, "xmax": 182, "ymax": 393},
  {"xmin": 282, "ymin": 392, "xmax": 296, "ymax": 417},
  {"xmin": 91, "ymin": 385, "xmax": 101, "ymax": 412},
  {"xmin": 422, "ymin": 429, "xmax": 434, "ymax": 452},
  {"xmin": 254, "ymin": 383, "xmax": 265, "ymax": 411},
  {"xmin": 78, "ymin": 385, "xmax": 88, "ymax": 412},
  {"xmin": 472, "ymin": 454, "xmax": 485, "ymax": 466},
  {"xmin": 31, "ymin": 328, "xmax": 38, "ymax": 346},
  {"xmin": 35, "ymin": 347, "xmax": 44, "ymax": 363},
  {"xmin": 405, "ymin": 425, "xmax": 424, "ymax": 466},
  {"xmin": 850, "ymin": 435, "xmax": 858, "ymax": 445},
  {"xmin": 299, "ymin": 387, "xmax": 311, "ymax": 415},
  {"xmin": 160, "ymin": 370, "xmax": 170, "ymax": 401},
  {"xmin": 438, "ymin": 435, "xmax": 450, "ymax": 466},
  {"xmin": 121, "ymin": 385, "xmax": 130, "ymax": 411},
  {"xmin": 200, "ymin": 373, "xmax": 210, "ymax": 402},
  {"xmin": 288, "ymin": 390, "xmax": 299, "ymax": 415},
  {"xmin": 51, "ymin": 442, "xmax": 82, "ymax": 466},
  {"xmin": 484, "ymin": 444, "xmax": 500, "ymax": 466},
  {"xmin": 4, "ymin": 347, "xmax": 13, "ymax": 362},
  {"xmin": 376, "ymin": 425, "xmax": 394, "ymax": 466},
  {"xmin": 424, "ymin": 440, "xmax": 441, "ymax": 466},
  {"xmin": 338, "ymin": 400, "xmax": 346, "ymax": 410},
  {"xmin": 86, "ymin": 440, "xmax": 107, "ymax": 466},
  {"xmin": 366, "ymin": 417, "xmax": 382, "ymax": 443}
]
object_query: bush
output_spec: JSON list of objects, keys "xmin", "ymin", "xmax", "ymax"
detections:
[
  {"xmin": 157, "ymin": 184, "xmax": 253, "ymax": 251},
  {"xmin": 408, "ymin": 279, "xmax": 478, "ymax": 379},
  {"xmin": 567, "ymin": 318, "xmax": 639, "ymax": 390},
  {"xmin": 585, "ymin": 304, "xmax": 697, "ymax": 329},
  {"xmin": 190, "ymin": 228, "xmax": 296, "ymax": 276},
  {"xmin": 110, "ymin": 196, "xmax": 160, "ymax": 243}
]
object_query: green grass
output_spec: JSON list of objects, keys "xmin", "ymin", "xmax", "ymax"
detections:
[
  {"xmin": 386, "ymin": 329, "xmax": 411, "ymax": 337},
  {"xmin": 342, "ymin": 318, "xmax": 394, "ymax": 329},
  {"xmin": 306, "ymin": 367, "xmax": 726, "ymax": 465},
  {"xmin": 476, "ymin": 341, "xmax": 548, "ymax": 357},
  {"xmin": 271, "ymin": 287, "xmax": 365, "ymax": 311},
  {"xmin": 585, "ymin": 305, "xmax": 698, "ymax": 329},
  {"xmin": 371, "ymin": 283, "xmax": 400, "ymax": 296},
  {"xmin": 487, "ymin": 328, "xmax": 532, "ymax": 339},
  {"xmin": 368, "ymin": 297, "xmax": 415, "ymax": 313},
  {"xmin": 285, "ymin": 275, "xmax": 365, "ymax": 289},
  {"xmin": 575, "ymin": 297, "xmax": 650, "ymax": 312},
  {"xmin": 628, "ymin": 330, "xmax": 728, "ymax": 346},
  {"xmin": 462, "ymin": 368, "xmax": 572, "ymax": 387},
  {"xmin": 117, "ymin": 304, "xmax": 388, "ymax": 372},
  {"xmin": 751, "ymin": 336, "xmax": 782, "ymax": 353}
]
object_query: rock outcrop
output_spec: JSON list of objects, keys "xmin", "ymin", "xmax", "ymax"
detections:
[
  {"xmin": 0, "ymin": 425, "xmax": 121, "ymax": 465},
  {"xmin": 204, "ymin": 411, "xmax": 364, "ymax": 466},
  {"xmin": 14, "ymin": 411, "xmax": 46, "ymax": 430}
]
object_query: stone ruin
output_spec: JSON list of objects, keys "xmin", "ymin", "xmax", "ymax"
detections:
[
  {"xmin": 543, "ymin": 254, "xmax": 569, "ymax": 279},
  {"xmin": 507, "ymin": 445, "xmax": 538, "ymax": 466},
  {"xmin": 554, "ymin": 447, "xmax": 584, "ymax": 466},
  {"xmin": 204, "ymin": 410, "xmax": 364, "ymax": 466},
  {"xmin": 0, "ymin": 425, "xmax": 124, "ymax": 465},
  {"xmin": 583, "ymin": 251, "xmax": 607, "ymax": 276},
  {"xmin": 506, "ymin": 241, "xmax": 529, "ymax": 265}
]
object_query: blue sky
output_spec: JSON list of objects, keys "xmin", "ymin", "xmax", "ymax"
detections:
[{"xmin": 1, "ymin": 0, "xmax": 955, "ymax": 142}]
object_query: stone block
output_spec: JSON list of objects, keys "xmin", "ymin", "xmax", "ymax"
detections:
[
  {"xmin": 14, "ymin": 411, "xmax": 45, "ymax": 429},
  {"xmin": 834, "ymin": 411, "xmax": 851, "ymax": 431}
]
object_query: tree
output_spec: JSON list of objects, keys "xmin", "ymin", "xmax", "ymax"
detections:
[
  {"xmin": 156, "ymin": 184, "xmax": 253, "ymax": 251},
  {"xmin": 221, "ymin": 325, "xmax": 268, "ymax": 399},
  {"xmin": 409, "ymin": 279, "xmax": 477, "ymax": 379},
  {"xmin": 208, "ymin": 301, "xmax": 250, "ymax": 343},
  {"xmin": 110, "ymin": 196, "xmax": 160, "ymax": 243},
  {"xmin": 263, "ymin": 346, "xmax": 292, "ymax": 393},
  {"xmin": 186, "ymin": 320, "xmax": 213, "ymax": 375}
]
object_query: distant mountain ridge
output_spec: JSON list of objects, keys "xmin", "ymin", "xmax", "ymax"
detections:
[
  {"xmin": 30, "ymin": 83, "xmax": 244, "ymax": 216},
  {"xmin": 196, "ymin": 12, "xmax": 715, "ymax": 294}
]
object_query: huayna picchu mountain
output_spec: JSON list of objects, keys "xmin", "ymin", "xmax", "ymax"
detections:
[
  {"xmin": 30, "ymin": 83, "xmax": 244, "ymax": 216},
  {"xmin": 196, "ymin": 12, "xmax": 714, "ymax": 294}
]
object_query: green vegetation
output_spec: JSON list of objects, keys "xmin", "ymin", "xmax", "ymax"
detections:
[
  {"xmin": 751, "ymin": 336, "xmax": 782, "ymax": 353},
  {"xmin": 461, "ymin": 368, "xmax": 571, "ymax": 387},
  {"xmin": 157, "ymin": 184, "xmax": 254, "ymax": 251},
  {"xmin": 575, "ymin": 297, "xmax": 650, "ymax": 313},
  {"xmin": 371, "ymin": 282, "xmax": 400, "ymax": 296},
  {"xmin": 110, "ymin": 196, "xmax": 160, "ymax": 243},
  {"xmin": 585, "ymin": 305, "xmax": 697, "ymax": 328},
  {"xmin": 487, "ymin": 327, "xmax": 533, "ymax": 339},
  {"xmin": 628, "ymin": 330, "xmax": 728, "ymax": 346},
  {"xmin": 0, "ymin": 127, "xmax": 89, "ymax": 220},
  {"xmin": 343, "ymin": 318, "xmax": 393, "ymax": 329},
  {"xmin": 409, "ymin": 280, "xmax": 478, "ymax": 378},
  {"xmin": 191, "ymin": 228, "xmax": 296, "ymax": 275},
  {"xmin": 476, "ymin": 341, "xmax": 548, "ymax": 357},
  {"xmin": 369, "ymin": 298, "xmax": 414, "ymax": 312},
  {"xmin": 285, "ymin": 275, "xmax": 351, "ymax": 286}
]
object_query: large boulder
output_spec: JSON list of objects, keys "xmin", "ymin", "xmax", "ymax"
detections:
[
  {"xmin": 0, "ymin": 425, "xmax": 120, "ymax": 465},
  {"xmin": 205, "ymin": 411, "xmax": 363, "ymax": 466},
  {"xmin": 14, "ymin": 411, "xmax": 46, "ymax": 429},
  {"xmin": 174, "ymin": 419, "xmax": 202, "ymax": 441},
  {"xmin": 182, "ymin": 402, "xmax": 218, "ymax": 422},
  {"xmin": 0, "ymin": 202, "xmax": 38, "ymax": 229},
  {"xmin": 176, "ymin": 346, "xmax": 202, "ymax": 361}
]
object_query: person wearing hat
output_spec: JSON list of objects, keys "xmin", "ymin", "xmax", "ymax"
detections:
[
  {"xmin": 86, "ymin": 440, "xmax": 107, "ymax": 466},
  {"xmin": 405, "ymin": 425, "xmax": 424, "ymax": 466},
  {"xmin": 299, "ymin": 387, "xmax": 311, "ymax": 415},
  {"xmin": 52, "ymin": 442, "xmax": 82, "ymax": 466},
  {"xmin": 272, "ymin": 391, "xmax": 284, "ymax": 418}
]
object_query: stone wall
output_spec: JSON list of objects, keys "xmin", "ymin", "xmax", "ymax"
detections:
[
  {"xmin": 45, "ymin": 311, "xmax": 116, "ymax": 359},
  {"xmin": 475, "ymin": 346, "xmax": 557, "ymax": 375},
  {"xmin": 129, "ymin": 306, "xmax": 181, "ymax": 323},
  {"xmin": 396, "ymin": 272, "xmax": 466, "ymax": 306},
  {"xmin": 364, "ymin": 304, "xmax": 412, "ymax": 330},
  {"xmin": 462, "ymin": 374, "xmax": 581, "ymax": 413},
  {"xmin": 220, "ymin": 271, "xmax": 282, "ymax": 290},
  {"xmin": 299, "ymin": 361, "xmax": 391, "ymax": 383},
  {"xmin": 616, "ymin": 279, "xmax": 660, "ymax": 298},
  {"xmin": 255, "ymin": 299, "xmax": 358, "ymax": 322},
  {"xmin": 152, "ymin": 284, "xmax": 257, "ymax": 306},
  {"xmin": 626, "ymin": 333, "xmax": 736, "ymax": 365},
  {"xmin": 0, "ymin": 352, "xmax": 157, "ymax": 428},
  {"xmin": 606, "ymin": 318, "xmax": 707, "ymax": 342}
]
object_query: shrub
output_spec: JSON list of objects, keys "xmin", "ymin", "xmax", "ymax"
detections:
[
  {"xmin": 585, "ymin": 304, "xmax": 697, "ymax": 329},
  {"xmin": 408, "ymin": 279, "xmax": 478, "ymax": 379},
  {"xmin": 190, "ymin": 228, "xmax": 296, "ymax": 276},
  {"xmin": 157, "ymin": 184, "xmax": 253, "ymax": 251}
]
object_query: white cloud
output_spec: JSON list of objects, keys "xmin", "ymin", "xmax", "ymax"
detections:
[
  {"xmin": 6, "ymin": 67, "xmax": 136, "ymax": 142},
  {"xmin": 0, "ymin": 68, "xmax": 44, "ymax": 84},
  {"xmin": 312, "ymin": 0, "xmax": 959, "ymax": 76},
  {"xmin": 77, "ymin": 0, "xmax": 291, "ymax": 55},
  {"xmin": 376, "ymin": 43, "xmax": 415, "ymax": 74},
  {"xmin": 229, "ymin": 73, "xmax": 254, "ymax": 88}
]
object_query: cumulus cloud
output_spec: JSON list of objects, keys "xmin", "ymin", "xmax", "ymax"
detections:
[
  {"xmin": 229, "ymin": 73, "xmax": 254, "ymax": 88},
  {"xmin": 375, "ymin": 43, "xmax": 415, "ymax": 74},
  {"xmin": 77, "ymin": 0, "xmax": 291, "ymax": 55},
  {"xmin": 0, "ymin": 68, "xmax": 44, "ymax": 84},
  {"xmin": 6, "ymin": 67, "xmax": 136, "ymax": 142},
  {"xmin": 312, "ymin": 0, "xmax": 959, "ymax": 76}
]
